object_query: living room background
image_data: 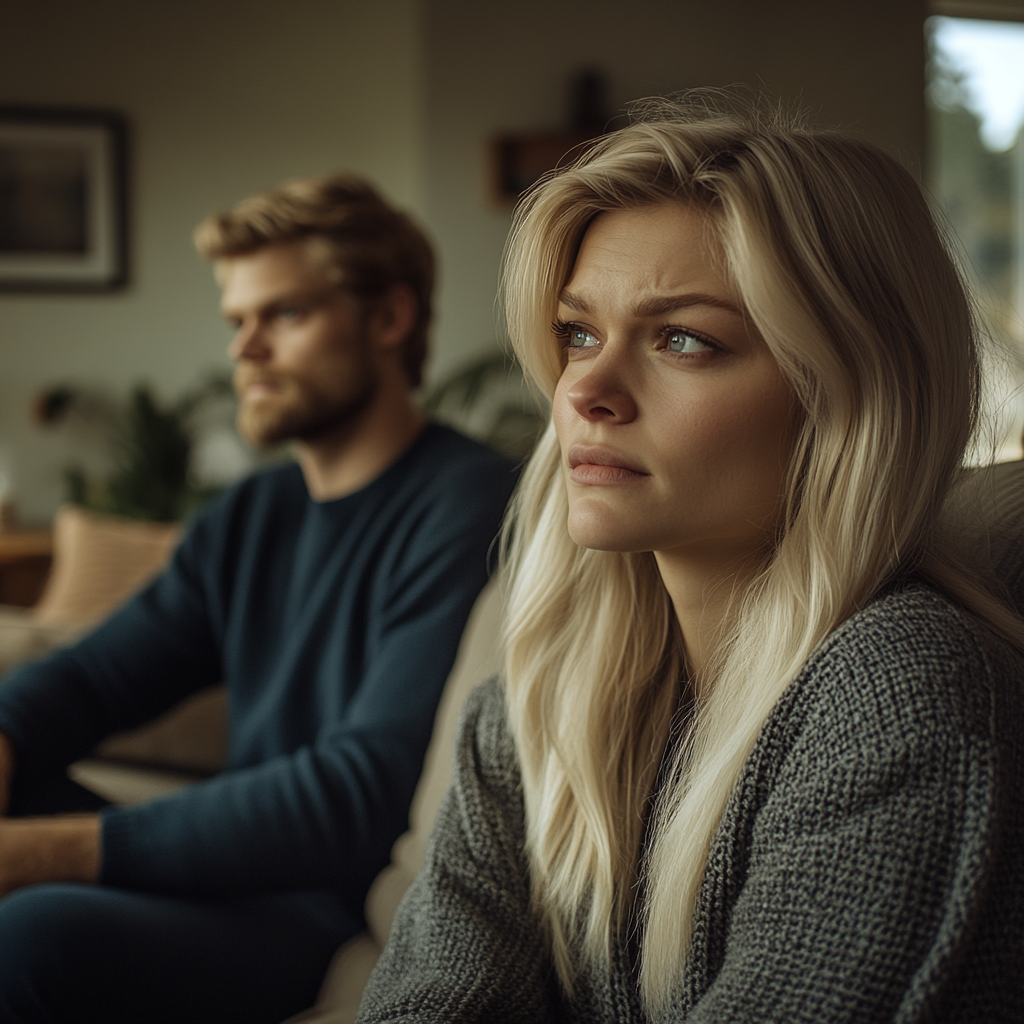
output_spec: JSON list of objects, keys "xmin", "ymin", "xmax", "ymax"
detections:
[{"xmin": 1, "ymin": 0, "xmax": 930, "ymax": 522}]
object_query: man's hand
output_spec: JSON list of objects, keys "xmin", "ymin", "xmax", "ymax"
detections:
[
  {"xmin": 0, "ymin": 815, "xmax": 100, "ymax": 898},
  {"xmin": 0, "ymin": 731, "xmax": 13, "ymax": 815}
]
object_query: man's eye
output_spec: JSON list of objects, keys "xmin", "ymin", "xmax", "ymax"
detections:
[
  {"xmin": 278, "ymin": 307, "xmax": 301, "ymax": 320},
  {"xmin": 666, "ymin": 330, "xmax": 713, "ymax": 354}
]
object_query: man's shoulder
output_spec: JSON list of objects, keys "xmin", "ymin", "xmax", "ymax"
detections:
[
  {"xmin": 194, "ymin": 460, "xmax": 305, "ymax": 519},
  {"xmin": 384, "ymin": 423, "xmax": 518, "ymax": 510},
  {"xmin": 175, "ymin": 461, "xmax": 307, "ymax": 564},
  {"xmin": 199, "ymin": 426, "xmax": 513, "ymax": 520},
  {"xmin": 408, "ymin": 423, "xmax": 517, "ymax": 480}
]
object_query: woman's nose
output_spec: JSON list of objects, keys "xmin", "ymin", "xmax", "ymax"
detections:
[{"xmin": 564, "ymin": 352, "xmax": 638, "ymax": 424}]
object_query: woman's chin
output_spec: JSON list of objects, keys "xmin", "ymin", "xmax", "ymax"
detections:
[{"xmin": 566, "ymin": 517, "xmax": 650, "ymax": 554}]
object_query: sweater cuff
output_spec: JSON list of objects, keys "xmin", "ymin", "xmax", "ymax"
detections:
[
  {"xmin": 99, "ymin": 802, "xmax": 187, "ymax": 891},
  {"xmin": 98, "ymin": 804, "xmax": 138, "ymax": 887}
]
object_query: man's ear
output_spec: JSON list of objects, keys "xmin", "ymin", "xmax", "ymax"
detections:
[{"xmin": 369, "ymin": 283, "xmax": 418, "ymax": 352}]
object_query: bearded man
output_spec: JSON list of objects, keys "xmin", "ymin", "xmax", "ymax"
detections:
[{"xmin": 0, "ymin": 176, "xmax": 515, "ymax": 1023}]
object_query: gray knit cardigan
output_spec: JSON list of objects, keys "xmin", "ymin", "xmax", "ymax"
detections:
[{"xmin": 357, "ymin": 585, "xmax": 1024, "ymax": 1023}]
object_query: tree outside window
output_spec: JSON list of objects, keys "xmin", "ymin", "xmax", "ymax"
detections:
[{"xmin": 927, "ymin": 15, "xmax": 1024, "ymax": 461}]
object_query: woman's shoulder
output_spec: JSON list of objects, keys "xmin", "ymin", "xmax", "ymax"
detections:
[
  {"xmin": 785, "ymin": 582, "xmax": 1023, "ymax": 756},
  {"xmin": 462, "ymin": 672, "xmax": 508, "ymax": 721},
  {"xmin": 701, "ymin": 584, "xmax": 1024, "ymax": 1022},
  {"xmin": 453, "ymin": 675, "xmax": 521, "ymax": 795},
  {"xmin": 459, "ymin": 674, "xmax": 511, "ymax": 748},
  {"xmin": 819, "ymin": 581, "xmax": 1021, "ymax": 687},
  {"xmin": 729, "ymin": 581, "xmax": 1024, "ymax": 906}
]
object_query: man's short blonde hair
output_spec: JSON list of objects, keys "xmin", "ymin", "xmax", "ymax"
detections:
[{"xmin": 195, "ymin": 174, "xmax": 434, "ymax": 388}]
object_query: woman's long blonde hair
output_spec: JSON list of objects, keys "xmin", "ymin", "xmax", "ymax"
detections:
[{"xmin": 499, "ymin": 95, "xmax": 1024, "ymax": 1013}]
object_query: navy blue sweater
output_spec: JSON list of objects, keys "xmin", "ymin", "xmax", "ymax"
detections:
[{"xmin": 0, "ymin": 424, "xmax": 515, "ymax": 922}]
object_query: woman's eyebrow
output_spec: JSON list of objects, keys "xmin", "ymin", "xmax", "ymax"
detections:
[
  {"xmin": 632, "ymin": 293, "xmax": 741, "ymax": 317},
  {"xmin": 558, "ymin": 289, "xmax": 593, "ymax": 313},
  {"xmin": 557, "ymin": 289, "xmax": 742, "ymax": 318}
]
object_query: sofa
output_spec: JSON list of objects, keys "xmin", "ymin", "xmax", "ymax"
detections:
[
  {"xmin": 285, "ymin": 577, "xmax": 501, "ymax": 1023},
  {"xmin": 2, "ymin": 455, "xmax": 1022, "ymax": 1022}
]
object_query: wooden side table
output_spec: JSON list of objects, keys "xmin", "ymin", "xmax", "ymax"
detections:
[{"xmin": 0, "ymin": 529, "xmax": 53, "ymax": 607}]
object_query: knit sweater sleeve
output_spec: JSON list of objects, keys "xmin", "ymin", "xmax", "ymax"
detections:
[
  {"xmin": 98, "ymin": 458, "xmax": 512, "ymax": 900},
  {"xmin": 680, "ymin": 589, "xmax": 1015, "ymax": 1024},
  {"xmin": 356, "ymin": 677, "xmax": 558, "ymax": 1024}
]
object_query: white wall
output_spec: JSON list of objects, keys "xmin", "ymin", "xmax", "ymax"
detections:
[
  {"xmin": 0, "ymin": 0, "xmax": 423, "ymax": 522},
  {"xmin": 420, "ymin": 0, "xmax": 927, "ymax": 378},
  {"xmin": 0, "ymin": 0, "xmax": 926, "ymax": 522}
]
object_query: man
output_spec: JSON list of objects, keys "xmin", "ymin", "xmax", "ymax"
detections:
[{"xmin": 0, "ymin": 175, "xmax": 516, "ymax": 1022}]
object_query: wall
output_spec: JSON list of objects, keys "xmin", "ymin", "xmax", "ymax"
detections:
[
  {"xmin": 0, "ymin": 0, "xmax": 423, "ymax": 522},
  {"xmin": 0, "ymin": 0, "xmax": 927, "ymax": 522},
  {"xmin": 420, "ymin": 0, "xmax": 928, "ymax": 379}
]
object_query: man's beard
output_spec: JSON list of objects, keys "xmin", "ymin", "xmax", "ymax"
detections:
[{"xmin": 234, "ymin": 366, "xmax": 379, "ymax": 447}]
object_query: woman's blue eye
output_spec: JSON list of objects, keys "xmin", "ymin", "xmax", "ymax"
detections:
[
  {"xmin": 568, "ymin": 327, "xmax": 599, "ymax": 348},
  {"xmin": 667, "ymin": 330, "xmax": 712, "ymax": 354}
]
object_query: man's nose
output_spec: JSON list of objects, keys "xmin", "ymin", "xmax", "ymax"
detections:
[{"xmin": 228, "ymin": 321, "xmax": 271, "ymax": 362}]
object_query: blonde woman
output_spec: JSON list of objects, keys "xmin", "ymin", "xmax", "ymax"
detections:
[{"xmin": 357, "ymin": 99, "xmax": 1024, "ymax": 1022}]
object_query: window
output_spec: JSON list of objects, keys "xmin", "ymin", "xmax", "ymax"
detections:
[{"xmin": 927, "ymin": 14, "xmax": 1024, "ymax": 460}]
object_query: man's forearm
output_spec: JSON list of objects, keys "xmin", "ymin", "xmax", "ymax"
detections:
[{"xmin": 0, "ymin": 815, "xmax": 100, "ymax": 897}]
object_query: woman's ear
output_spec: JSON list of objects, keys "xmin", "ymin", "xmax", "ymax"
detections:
[{"xmin": 368, "ymin": 283, "xmax": 418, "ymax": 353}]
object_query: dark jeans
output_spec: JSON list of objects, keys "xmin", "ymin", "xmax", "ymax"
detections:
[{"xmin": 0, "ymin": 775, "xmax": 358, "ymax": 1024}]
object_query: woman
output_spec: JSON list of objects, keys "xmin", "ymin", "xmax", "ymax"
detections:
[{"xmin": 357, "ymin": 97, "xmax": 1024, "ymax": 1022}]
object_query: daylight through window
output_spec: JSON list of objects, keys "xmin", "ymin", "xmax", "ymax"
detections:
[{"xmin": 927, "ymin": 14, "xmax": 1024, "ymax": 460}]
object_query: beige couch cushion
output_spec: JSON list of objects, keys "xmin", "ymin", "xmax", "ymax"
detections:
[
  {"xmin": 365, "ymin": 577, "xmax": 503, "ymax": 944},
  {"xmin": 0, "ymin": 505, "xmax": 225, "ymax": 789},
  {"xmin": 963, "ymin": 458, "xmax": 1024, "ymax": 611},
  {"xmin": 34, "ymin": 504, "xmax": 181, "ymax": 626},
  {"xmin": 91, "ymin": 685, "xmax": 228, "ymax": 778},
  {"xmin": 0, "ymin": 605, "xmax": 86, "ymax": 677},
  {"xmin": 287, "ymin": 578, "xmax": 503, "ymax": 1024}
]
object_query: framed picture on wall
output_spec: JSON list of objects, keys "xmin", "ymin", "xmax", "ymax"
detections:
[{"xmin": 0, "ymin": 107, "xmax": 127, "ymax": 292}]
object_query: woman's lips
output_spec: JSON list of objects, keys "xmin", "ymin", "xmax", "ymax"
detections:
[{"xmin": 567, "ymin": 444, "xmax": 647, "ymax": 485}]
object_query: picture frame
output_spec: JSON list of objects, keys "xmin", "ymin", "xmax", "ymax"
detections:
[{"xmin": 0, "ymin": 107, "xmax": 127, "ymax": 292}]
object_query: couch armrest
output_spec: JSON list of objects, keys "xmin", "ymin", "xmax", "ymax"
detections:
[{"xmin": 281, "ymin": 934, "xmax": 383, "ymax": 1024}]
